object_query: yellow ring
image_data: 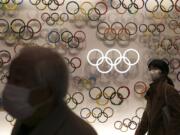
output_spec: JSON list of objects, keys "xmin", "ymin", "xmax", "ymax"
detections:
[
  {"xmin": 4, "ymin": 2, "xmax": 17, "ymax": 10},
  {"xmin": 86, "ymin": 112, "xmax": 96, "ymax": 123},
  {"xmin": 96, "ymin": 92, "xmax": 109, "ymax": 106},
  {"xmin": 80, "ymin": 1, "xmax": 94, "ymax": 16}
]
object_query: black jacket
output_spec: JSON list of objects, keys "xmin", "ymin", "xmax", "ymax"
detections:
[
  {"xmin": 135, "ymin": 79, "xmax": 180, "ymax": 135},
  {"xmin": 11, "ymin": 103, "xmax": 97, "ymax": 135}
]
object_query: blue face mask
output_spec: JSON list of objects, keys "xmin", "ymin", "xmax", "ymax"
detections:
[{"xmin": 2, "ymin": 84, "xmax": 35, "ymax": 120}]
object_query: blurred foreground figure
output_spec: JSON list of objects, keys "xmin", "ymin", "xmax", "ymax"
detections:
[{"xmin": 2, "ymin": 46, "xmax": 97, "ymax": 135}]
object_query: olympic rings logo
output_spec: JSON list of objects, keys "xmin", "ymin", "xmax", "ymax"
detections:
[
  {"xmin": 48, "ymin": 30, "xmax": 86, "ymax": 49},
  {"xmin": 110, "ymin": 0, "xmax": 176, "ymax": 14},
  {"xmin": 41, "ymin": 12, "xmax": 69, "ymax": 26},
  {"xmin": 80, "ymin": 107, "xmax": 114, "ymax": 123},
  {"xmin": 114, "ymin": 107, "xmax": 145, "ymax": 132},
  {"xmin": 0, "ymin": 19, "xmax": 42, "ymax": 41},
  {"xmin": 87, "ymin": 48, "xmax": 140, "ymax": 74},
  {"xmin": 89, "ymin": 86, "xmax": 130, "ymax": 106},
  {"xmin": 65, "ymin": 92, "xmax": 84, "ymax": 110},
  {"xmin": 29, "ymin": 0, "xmax": 65, "ymax": 11},
  {"xmin": 97, "ymin": 21, "xmax": 137, "ymax": 44}
]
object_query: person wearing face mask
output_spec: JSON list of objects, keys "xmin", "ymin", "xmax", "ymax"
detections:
[
  {"xmin": 2, "ymin": 46, "xmax": 97, "ymax": 135},
  {"xmin": 135, "ymin": 59, "xmax": 180, "ymax": 135}
]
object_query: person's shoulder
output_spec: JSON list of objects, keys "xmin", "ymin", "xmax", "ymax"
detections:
[{"xmin": 165, "ymin": 83, "xmax": 179, "ymax": 97}]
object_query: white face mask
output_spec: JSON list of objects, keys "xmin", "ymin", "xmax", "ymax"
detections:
[
  {"xmin": 2, "ymin": 84, "xmax": 39, "ymax": 120},
  {"xmin": 149, "ymin": 69, "xmax": 162, "ymax": 81}
]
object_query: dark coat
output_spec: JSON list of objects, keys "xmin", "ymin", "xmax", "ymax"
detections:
[
  {"xmin": 135, "ymin": 79, "xmax": 180, "ymax": 135},
  {"xmin": 11, "ymin": 103, "xmax": 97, "ymax": 135}
]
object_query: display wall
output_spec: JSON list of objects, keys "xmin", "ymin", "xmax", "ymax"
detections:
[{"xmin": 0, "ymin": 0, "xmax": 180, "ymax": 135}]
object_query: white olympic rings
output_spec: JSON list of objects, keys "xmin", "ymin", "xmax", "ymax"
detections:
[{"xmin": 87, "ymin": 48, "xmax": 140, "ymax": 74}]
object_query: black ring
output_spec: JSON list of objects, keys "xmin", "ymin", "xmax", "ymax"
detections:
[
  {"xmin": 92, "ymin": 107, "xmax": 102, "ymax": 118},
  {"xmin": 27, "ymin": 19, "xmax": 42, "ymax": 33},
  {"xmin": 61, "ymin": 30, "xmax": 73, "ymax": 43},
  {"xmin": 19, "ymin": 25, "xmax": 34, "ymax": 40},
  {"xmin": 110, "ymin": 92, "xmax": 123, "ymax": 105},
  {"xmin": 89, "ymin": 87, "xmax": 102, "ymax": 100},
  {"xmin": 66, "ymin": 1, "xmax": 79, "ymax": 15},
  {"xmin": 88, "ymin": 7, "xmax": 101, "ymax": 21},
  {"xmin": 127, "ymin": 2, "xmax": 139, "ymax": 14},
  {"xmin": 97, "ymin": 112, "xmax": 109, "ymax": 123},
  {"xmin": 10, "ymin": 19, "xmax": 25, "ymax": 33},
  {"xmin": 103, "ymin": 86, "xmax": 116, "ymax": 99},
  {"xmin": 117, "ymin": 86, "xmax": 130, "ymax": 99},
  {"xmin": 80, "ymin": 108, "xmax": 91, "ymax": 119},
  {"xmin": 72, "ymin": 92, "xmax": 84, "ymax": 104},
  {"xmin": 67, "ymin": 36, "xmax": 80, "ymax": 48}
]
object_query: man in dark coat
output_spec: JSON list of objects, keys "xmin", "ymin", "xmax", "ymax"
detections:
[
  {"xmin": 2, "ymin": 46, "xmax": 97, "ymax": 135},
  {"xmin": 135, "ymin": 59, "xmax": 180, "ymax": 135}
]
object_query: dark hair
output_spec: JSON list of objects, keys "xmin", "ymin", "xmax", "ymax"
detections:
[
  {"xmin": 148, "ymin": 59, "xmax": 169, "ymax": 75},
  {"xmin": 8, "ymin": 46, "xmax": 69, "ymax": 102},
  {"xmin": 148, "ymin": 59, "xmax": 174, "ymax": 86}
]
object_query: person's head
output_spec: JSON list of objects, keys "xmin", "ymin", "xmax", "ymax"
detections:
[
  {"xmin": 2, "ymin": 46, "xmax": 69, "ymax": 119},
  {"xmin": 148, "ymin": 59, "xmax": 174, "ymax": 86}
]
